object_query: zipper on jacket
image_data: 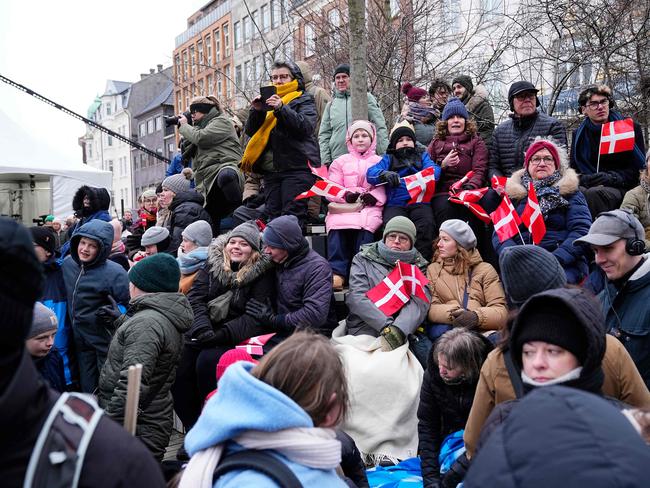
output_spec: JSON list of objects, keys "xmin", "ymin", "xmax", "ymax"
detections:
[{"xmin": 71, "ymin": 265, "xmax": 85, "ymax": 330}]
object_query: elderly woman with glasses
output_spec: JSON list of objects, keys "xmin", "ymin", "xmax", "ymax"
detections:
[{"xmin": 492, "ymin": 137, "xmax": 592, "ymax": 284}]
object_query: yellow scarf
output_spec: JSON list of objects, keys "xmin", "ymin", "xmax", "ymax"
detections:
[{"xmin": 240, "ymin": 79, "xmax": 302, "ymax": 173}]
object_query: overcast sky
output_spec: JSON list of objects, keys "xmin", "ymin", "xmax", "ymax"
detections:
[{"xmin": 0, "ymin": 0, "xmax": 206, "ymax": 162}]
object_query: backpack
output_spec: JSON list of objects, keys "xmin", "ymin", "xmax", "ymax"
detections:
[
  {"xmin": 212, "ymin": 449, "xmax": 302, "ymax": 488},
  {"xmin": 23, "ymin": 392, "xmax": 103, "ymax": 488}
]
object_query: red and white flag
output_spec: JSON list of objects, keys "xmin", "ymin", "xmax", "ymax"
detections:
[
  {"xmin": 236, "ymin": 333, "xmax": 276, "ymax": 355},
  {"xmin": 600, "ymin": 118, "xmax": 636, "ymax": 155},
  {"xmin": 295, "ymin": 179, "xmax": 347, "ymax": 200},
  {"xmin": 404, "ymin": 167, "xmax": 437, "ymax": 204},
  {"xmin": 491, "ymin": 194, "xmax": 522, "ymax": 243},
  {"xmin": 366, "ymin": 266, "xmax": 410, "ymax": 316},
  {"xmin": 397, "ymin": 261, "xmax": 429, "ymax": 302},
  {"xmin": 449, "ymin": 170, "xmax": 475, "ymax": 194},
  {"xmin": 308, "ymin": 161, "xmax": 329, "ymax": 179},
  {"xmin": 491, "ymin": 175, "xmax": 507, "ymax": 195},
  {"xmin": 520, "ymin": 182, "xmax": 546, "ymax": 244},
  {"xmin": 448, "ymin": 187, "xmax": 491, "ymax": 223}
]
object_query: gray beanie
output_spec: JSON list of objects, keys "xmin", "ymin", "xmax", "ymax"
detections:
[
  {"xmin": 499, "ymin": 245, "xmax": 567, "ymax": 308},
  {"xmin": 229, "ymin": 221, "xmax": 261, "ymax": 252},
  {"xmin": 162, "ymin": 168, "xmax": 193, "ymax": 195},
  {"xmin": 29, "ymin": 302, "xmax": 58, "ymax": 339},
  {"xmin": 141, "ymin": 226, "xmax": 170, "ymax": 246},
  {"xmin": 383, "ymin": 216, "xmax": 417, "ymax": 246},
  {"xmin": 182, "ymin": 220, "xmax": 213, "ymax": 247},
  {"xmin": 439, "ymin": 219, "xmax": 477, "ymax": 250}
]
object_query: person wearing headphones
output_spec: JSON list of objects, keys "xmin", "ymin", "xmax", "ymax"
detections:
[
  {"xmin": 571, "ymin": 85, "xmax": 646, "ymax": 218},
  {"xmin": 575, "ymin": 209, "xmax": 650, "ymax": 388}
]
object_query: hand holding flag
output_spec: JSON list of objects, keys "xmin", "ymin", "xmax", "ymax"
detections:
[
  {"xmin": 295, "ymin": 179, "xmax": 347, "ymax": 200},
  {"xmin": 448, "ymin": 187, "xmax": 491, "ymax": 223},
  {"xmin": 491, "ymin": 194, "xmax": 523, "ymax": 243},
  {"xmin": 449, "ymin": 170, "xmax": 475, "ymax": 194},
  {"xmin": 366, "ymin": 261, "xmax": 429, "ymax": 316},
  {"xmin": 520, "ymin": 182, "xmax": 546, "ymax": 244},
  {"xmin": 404, "ymin": 167, "xmax": 437, "ymax": 204}
]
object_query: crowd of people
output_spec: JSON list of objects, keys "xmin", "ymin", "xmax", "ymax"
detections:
[{"xmin": 3, "ymin": 59, "xmax": 650, "ymax": 487}]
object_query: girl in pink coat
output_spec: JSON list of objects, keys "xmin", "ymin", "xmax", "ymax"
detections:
[{"xmin": 326, "ymin": 120, "xmax": 387, "ymax": 290}]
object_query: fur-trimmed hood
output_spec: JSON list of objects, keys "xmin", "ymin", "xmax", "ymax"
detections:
[
  {"xmin": 466, "ymin": 84, "xmax": 490, "ymax": 113},
  {"xmin": 206, "ymin": 234, "xmax": 273, "ymax": 288},
  {"xmin": 72, "ymin": 185, "xmax": 110, "ymax": 216}
]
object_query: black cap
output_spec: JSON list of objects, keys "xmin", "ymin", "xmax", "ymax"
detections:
[
  {"xmin": 508, "ymin": 81, "xmax": 539, "ymax": 102},
  {"xmin": 30, "ymin": 226, "xmax": 56, "ymax": 256}
]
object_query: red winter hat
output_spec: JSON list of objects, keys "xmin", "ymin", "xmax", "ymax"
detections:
[
  {"xmin": 524, "ymin": 139, "xmax": 560, "ymax": 170},
  {"xmin": 401, "ymin": 82, "xmax": 428, "ymax": 102},
  {"xmin": 216, "ymin": 349, "xmax": 258, "ymax": 381}
]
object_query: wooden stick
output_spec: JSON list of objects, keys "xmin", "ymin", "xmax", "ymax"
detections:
[{"xmin": 124, "ymin": 363, "xmax": 143, "ymax": 435}]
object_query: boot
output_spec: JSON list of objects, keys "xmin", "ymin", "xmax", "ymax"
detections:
[{"xmin": 332, "ymin": 274, "xmax": 345, "ymax": 291}]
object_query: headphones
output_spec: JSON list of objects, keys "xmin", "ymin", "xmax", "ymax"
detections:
[{"xmin": 598, "ymin": 210, "xmax": 646, "ymax": 256}]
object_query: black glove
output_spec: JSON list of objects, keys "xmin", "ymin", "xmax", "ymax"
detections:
[
  {"xmin": 580, "ymin": 172, "xmax": 608, "ymax": 188},
  {"xmin": 451, "ymin": 309, "xmax": 480, "ymax": 329},
  {"xmin": 96, "ymin": 296, "xmax": 122, "ymax": 334},
  {"xmin": 360, "ymin": 193, "xmax": 378, "ymax": 206},
  {"xmin": 191, "ymin": 326, "xmax": 229, "ymax": 346},
  {"xmin": 246, "ymin": 298, "xmax": 275, "ymax": 323},
  {"xmin": 441, "ymin": 453, "xmax": 470, "ymax": 488},
  {"xmin": 380, "ymin": 171, "xmax": 401, "ymax": 187},
  {"xmin": 344, "ymin": 192, "xmax": 360, "ymax": 203}
]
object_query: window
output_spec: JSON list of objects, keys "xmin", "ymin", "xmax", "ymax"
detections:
[
  {"xmin": 243, "ymin": 16, "xmax": 251, "ymax": 44},
  {"xmin": 271, "ymin": 0, "xmax": 280, "ymax": 28},
  {"xmin": 205, "ymin": 35, "xmax": 212, "ymax": 65},
  {"xmin": 281, "ymin": 0, "xmax": 289, "ymax": 24},
  {"xmin": 107, "ymin": 135, "xmax": 113, "ymax": 146},
  {"xmin": 197, "ymin": 40, "xmax": 204, "ymax": 69},
  {"xmin": 206, "ymin": 74, "xmax": 213, "ymax": 94},
  {"xmin": 261, "ymin": 5, "xmax": 270, "ymax": 32},
  {"xmin": 87, "ymin": 144, "xmax": 93, "ymax": 159},
  {"xmin": 217, "ymin": 72, "xmax": 223, "ymax": 96},
  {"xmin": 234, "ymin": 21, "xmax": 241, "ymax": 48},
  {"xmin": 235, "ymin": 64, "xmax": 243, "ymax": 90},
  {"xmin": 224, "ymin": 65, "xmax": 231, "ymax": 97},
  {"xmin": 328, "ymin": 9, "xmax": 341, "ymax": 47},
  {"xmin": 251, "ymin": 10, "xmax": 259, "ymax": 38},
  {"xmin": 106, "ymin": 102, "xmax": 112, "ymax": 115},
  {"xmin": 445, "ymin": 0, "xmax": 461, "ymax": 34},
  {"xmin": 168, "ymin": 142, "xmax": 175, "ymax": 154},
  {"xmin": 304, "ymin": 23, "xmax": 315, "ymax": 57},
  {"xmin": 190, "ymin": 45, "xmax": 196, "ymax": 77},
  {"xmin": 182, "ymin": 50, "xmax": 188, "ymax": 80},
  {"xmin": 174, "ymin": 54, "xmax": 181, "ymax": 83},
  {"xmin": 155, "ymin": 116, "xmax": 162, "ymax": 131},
  {"xmin": 244, "ymin": 60, "xmax": 251, "ymax": 89},
  {"xmin": 139, "ymin": 122, "xmax": 146, "ymax": 137},
  {"xmin": 215, "ymin": 29, "xmax": 221, "ymax": 61},
  {"xmin": 223, "ymin": 23, "xmax": 230, "ymax": 57},
  {"xmin": 198, "ymin": 78, "xmax": 205, "ymax": 95},
  {"xmin": 282, "ymin": 40, "xmax": 292, "ymax": 60},
  {"xmin": 108, "ymin": 159, "xmax": 114, "ymax": 171},
  {"xmin": 147, "ymin": 119, "xmax": 154, "ymax": 134},
  {"xmin": 254, "ymin": 56, "xmax": 263, "ymax": 83},
  {"xmin": 177, "ymin": 96, "xmax": 182, "ymax": 113}
]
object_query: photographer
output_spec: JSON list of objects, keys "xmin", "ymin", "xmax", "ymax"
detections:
[{"xmin": 177, "ymin": 96, "xmax": 243, "ymax": 234}]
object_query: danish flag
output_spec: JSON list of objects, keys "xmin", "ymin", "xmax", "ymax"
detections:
[
  {"xmin": 295, "ymin": 179, "xmax": 347, "ymax": 200},
  {"xmin": 308, "ymin": 161, "xmax": 329, "ymax": 179},
  {"xmin": 404, "ymin": 167, "xmax": 437, "ymax": 204},
  {"xmin": 491, "ymin": 175, "xmax": 508, "ymax": 195},
  {"xmin": 449, "ymin": 170, "xmax": 475, "ymax": 193},
  {"xmin": 236, "ymin": 333, "xmax": 276, "ymax": 355},
  {"xmin": 448, "ymin": 187, "xmax": 491, "ymax": 223},
  {"xmin": 366, "ymin": 261, "xmax": 429, "ymax": 316},
  {"xmin": 600, "ymin": 118, "xmax": 636, "ymax": 155},
  {"xmin": 491, "ymin": 194, "xmax": 522, "ymax": 243},
  {"xmin": 520, "ymin": 182, "xmax": 546, "ymax": 244}
]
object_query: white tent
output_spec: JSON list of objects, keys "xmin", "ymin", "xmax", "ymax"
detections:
[{"xmin": 0, "ymin": 110, "xmax": 112, "ymax": 223}]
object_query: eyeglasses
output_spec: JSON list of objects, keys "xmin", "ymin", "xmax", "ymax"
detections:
[
  {"xmin": 529, "ymin": 156, "xmax": 555, "ymax": 166},
  {"xmin": 270, "ymin": 74, "xmax": 292, "ymax": 81},
  {"xmin": 586, "ymin": 99, "xmax": 609, "ymax": 109},
  {"xmin": 143, "ymin": 197, "xmax": 157, "ymax": 204},
  {"xmin": 385, "ymin": 233, "xmax": 410, "ymax": 243},
  {"xmin": 514, "ymin": 92, "xmax": 536, "ymax": 101}
]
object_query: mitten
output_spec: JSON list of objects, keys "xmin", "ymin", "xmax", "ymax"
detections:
[
  {"xmin": 451, "ymin": 309, "xmax": 480, "ymax": 329},
  {"xmin": 380, "ymin": 171, "xmax": 401, "ymax": 187},
  {"xmin": 360, "ymin": 193, "xmax": 378, "ymax": 206},
  {"xmin": 345, "ymin": 192, "xmax": 361, "ymax": 203}
]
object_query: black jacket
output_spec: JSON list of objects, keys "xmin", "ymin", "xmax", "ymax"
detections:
[
  {"xmin": 488, "ymin": 111, "xmax": 567, "ymax": 179},
  {"xmin": 0, "ymin": 351, "xmax": 166, "ymax": 487},
  {"xmin": 166, "ymin": 190, "xmax": 212, "ymax": 256}
]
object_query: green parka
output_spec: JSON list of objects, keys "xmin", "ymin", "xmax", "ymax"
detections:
[
  {"xmin": 98, "ymin": 292, "xmax": 193, "ymax": 460},
  {"xmin": 179, "ymin": 106, "xmax": 243, "ymax": 199}
]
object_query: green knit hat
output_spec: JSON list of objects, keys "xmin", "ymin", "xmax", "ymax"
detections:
[
  {"xmin": 383, "ymin": 216, "xmax": 417, "ymax": 246},
  {"xmin": 128, "ymin": 253, "xmax": 180, "ymax": 293}
]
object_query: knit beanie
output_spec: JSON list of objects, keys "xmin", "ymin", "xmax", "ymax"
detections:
[
  {"xmin": 452, "ymin": 75, "xmax": 474, "ymax": 95},
  {"xmin": 30, "ymin": 226, "xmax": 56, "ymax": 256},
  {"xmin": 216, "ymin": 349, "xmax": 258, "ymax": 381},
  {"xmin": 45, "ymin": 215, "xmax": 55, "ymax": 223},
  {"xmin": 401, "ymin": 82, "xmax": 428, "ymax": 102},
  {"xmin": 439, "ymin": 219, "xmax": 477, "ymax": 250},
  {"xmin": 347, "ymin": 120, "xmax": 375, "ymax": 143},
  {"xmin": 499, "ymin": 245, "xmax": 567, "ymax": 308},
  {"xmin": 141, "ymin": 189, "xmax": 157, "ymax": 200},
  {"xmin": 383, "ymin": 216, "xmax": 417, "ymax": 246},
  {"xmin": 263, "ymin": 215, "xmax": 304, "ymax": 252},
  {"xmin": 162, "ymin": 168, "xmax": 193, "ymax": 195},
  {"xmin": 524, "ymin": 138, "xmax": 561, "ymax": 170},
  {"xmin": 333, "ymin": 63, "xmax": 350, "ymax": 78},
  {"xmin": 442, "ymin": 97, "xmax": 470, "ymax": 121},
  {"xmin": 388, "ymin": 120, "xmax": 416, "ymax": 149},
  {"xmin": 182, "ymin": 220, "xmax": 213, "ymax": 247},
  {"xmin": 141, "ymin": 226, "xmax": 170, "ymax": 246},
  {"xmin": 129, "ymin": 253, "xmax": 180, "ymax": 293},
  {"xmin": 229, "ymin": 221, "xmax": 262, "ymax": 252},
  {"xmin": 29, "ymin": 302, "xmax": 58, "ymax": 339}
]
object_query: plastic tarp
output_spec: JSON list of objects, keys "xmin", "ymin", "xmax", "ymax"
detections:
[{"xmin": 0, "ymin": 109, "xmax": 112, "ymax": 218}]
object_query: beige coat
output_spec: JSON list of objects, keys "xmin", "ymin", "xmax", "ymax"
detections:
[
  {"xmin": 621, "ymin": 184, "xmax": 650, "ymax": 250},
  {"xmin": 426, "ymin": 249, "xmax": 507, "ymax": 331}
]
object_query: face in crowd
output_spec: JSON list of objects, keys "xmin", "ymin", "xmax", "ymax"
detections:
[
  {"xmin": 384, "ymin": 232, "xmax": 412, "ymax": 252},
  {"xmin": 583, "ymin": 93, "xmax": 610, "ymax": 124},
  {"xmin": 447, "ymin": 114, "xmax": 466, "ymax": 136},
  {"xmin": 270, "ymin": 67, "xmax": 294, "ymax": 86},
  {"xmin": 227, "ymin": 237, "xmax": 254, "ymax": 264},
  {"xmin": 26, "ymin": 329, "xmax": 56, "ymax": 358},
  {"xmin": 528, "ymin": 148, "xmax": 556, "ymax": 180},
  {"xmin": 592, "ymin": 239, "xmax": 639, "ymax": 281},
  {"xmin": 437, "ymin": 353, "xmax": 464, "ymax": 382},
  {"xmin": 436, "ymin": 231, "xmax": 458, "ymax": 259},
  {"xmin": 432, "ymin": 86, "xmax": 449, "ymax": 108},
  {"xmin": 522, "ymin": 341, "xmax": 579, "ymax": 383},
  {"xmin": 513, "ymin": 90, "xmax": 537, "ymax": 117},
  {"xmin": 77, "ymin": 237, "xmax": 99, "ymax": 264},
  {"xmin": 335, "ymin": 72, "xmax": 350, "ymax": 92},
  {"xmin": 452, "ymin": 82, "xmax": 467, "ymax": 99},
  {"xmin": 350, "ymin": 129, "xmax": 372, "ymax": 154}
]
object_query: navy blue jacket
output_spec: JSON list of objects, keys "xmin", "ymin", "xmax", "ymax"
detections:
[{"xmin": 33, "ymin": 348, "xmax": 66, "ymax": 392}]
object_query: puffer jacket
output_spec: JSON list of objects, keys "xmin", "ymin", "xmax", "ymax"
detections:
[
  {"xmin": 98, "ymin": 292, "xmax": 192, "ymax": 460},
  {"xmin": 166, "ymin": 190, "xmax": 212, "ymax": 256},
  {"xmin": 464, "ymin": 85, "xmax": 495, "ymax": 144},
  {"xmin": 60, "ymin": 185, "xmax": 112, "ymax": 257},
  {"xmin": 426, "ymin": 248, "xmax": 507, "ymax": 331},
  {"xmin": 346, "ymin": 242, "xmax": 431, "ymax": 336},
  {"xmin": 494, "ymin": 166, "xmax": 592, "ymax": 284},
  {"xmin": 62, "ymin": 220, "xmax": 130, "ymax": 348},
  {"xmin": 427, "ymin": 132, "xmax": 488, "ymax": 192},
  {"xmin": 187, "ymin": 234, "xmax": 275, "ymax": 344},
  {"xmin": 488, "ymin": 111, "xmax": 567, "ymax": 179},
  {"xmin": 621, "ymin": 183, "xmax": 650, "ymax": 249},
  {"xmin": 179, "ymin": 106, "xmax": 243, "ymax": 199},
  {"xmin": 417, "ymin": 334, "xmax": 493, "ymax": 488},
  {"xmin": 319, "ymin": 89, "xmax": 389, "ymax": 165},
  {"xmin": 325, "ymin": 123, "xmax": 386, "ymax": 233}
]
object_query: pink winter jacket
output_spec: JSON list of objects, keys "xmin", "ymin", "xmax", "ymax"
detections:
[{"xmin": 325, "ymin": 124, "xmax": 386, "ymax": 233}]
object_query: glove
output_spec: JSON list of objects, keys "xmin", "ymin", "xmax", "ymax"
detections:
[
  {"xmin": 441, "ymin": 453, "xmax": 470, "ymax": 488},
  {"xmin": 360, "ymin": 193, "xmax": 378, "ymax": 206},
  {"xmin": 580, "ymin": 172, "xmax": 608, "ymax": 188},
  {"xmin": 246, "ymin": 298, "xmax": 275, "ymax": 324},
  {"xmin": 380, "ymin": 324, "xmax": 406, "ymax": 351},
  {"xmin": 451, "ymin": 309, "xmax": 480, "ymax": 329},
  {"xmin": 345, "ymin": 192, "xmax": 361, "ymax": 203},
  {"xmin": 192, "ymin": 326, "xmax": 220, "ymax": 346},
  {"xmin": 96, "ymin": 296, "xmax": 122, "ymax": 334},
  {"xmin": 380, "ymin": 171, "xmax": 401, "ymax": 187}
]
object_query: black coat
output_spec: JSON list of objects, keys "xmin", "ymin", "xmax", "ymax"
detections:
[
  {"xmin": 488, "ymin": 111, "xmax": 567, "ymax": 179},
  {"xmin": 0, "ymin": 352, "xmax": 166, "ymax": 487},
  {"xmin": 166, "ymin": 190, "xmax": 212, "ymax": 256}
]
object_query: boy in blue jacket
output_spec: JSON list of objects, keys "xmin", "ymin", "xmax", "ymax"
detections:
[
  {"xmin": 367, "ymin": 121, "xmax": 441, "ymax": 260},
  {"xmin": 26, "ymin": 302, "xmax": 66, "ymax": 392}
]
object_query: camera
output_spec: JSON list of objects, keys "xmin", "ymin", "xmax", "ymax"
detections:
[{"xmin": 164, "ymin": 111, "xmax": 193, "ymax": 128}]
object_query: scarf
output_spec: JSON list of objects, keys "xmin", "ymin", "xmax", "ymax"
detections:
[
  {"xmin": 240, "ymin": 80, "xmax": 303, "ymax": 173},
  {"xmin": 640, "ymin": 177, "xmax": 650, "ymax": 195},
  {"xmin": 111, "ymin": 240, "xmax": 125, "ymax": 254},
  {"xmin": 522, "ymin": 367, "xmax": 582, "ymax": 387},
  {"xmin": 521, "ymin": 170, "xmax": 569, "ymax": 217},
  {"xmin": 377, "ymin": 241, "xmax": 417, "ymax": 265},
  {"xmin": 405, "ymin": 101, "xmax": 437, "ymax": 124},
  {"xmin": 177, "ymin": 246, "xmax": 209, "ymax": 274},
  {"xmin": 178, "ymin": 427, "xmax": 341, "ymax": 488}
]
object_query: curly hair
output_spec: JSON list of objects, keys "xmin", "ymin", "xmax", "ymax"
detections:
[
  {"xmin": 434, "ymin": 118, "xmax": 478, "ymax": 140},
  {"xmin": 577, "ymin": 84, "xmax": 613, "ymax": 108}
]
